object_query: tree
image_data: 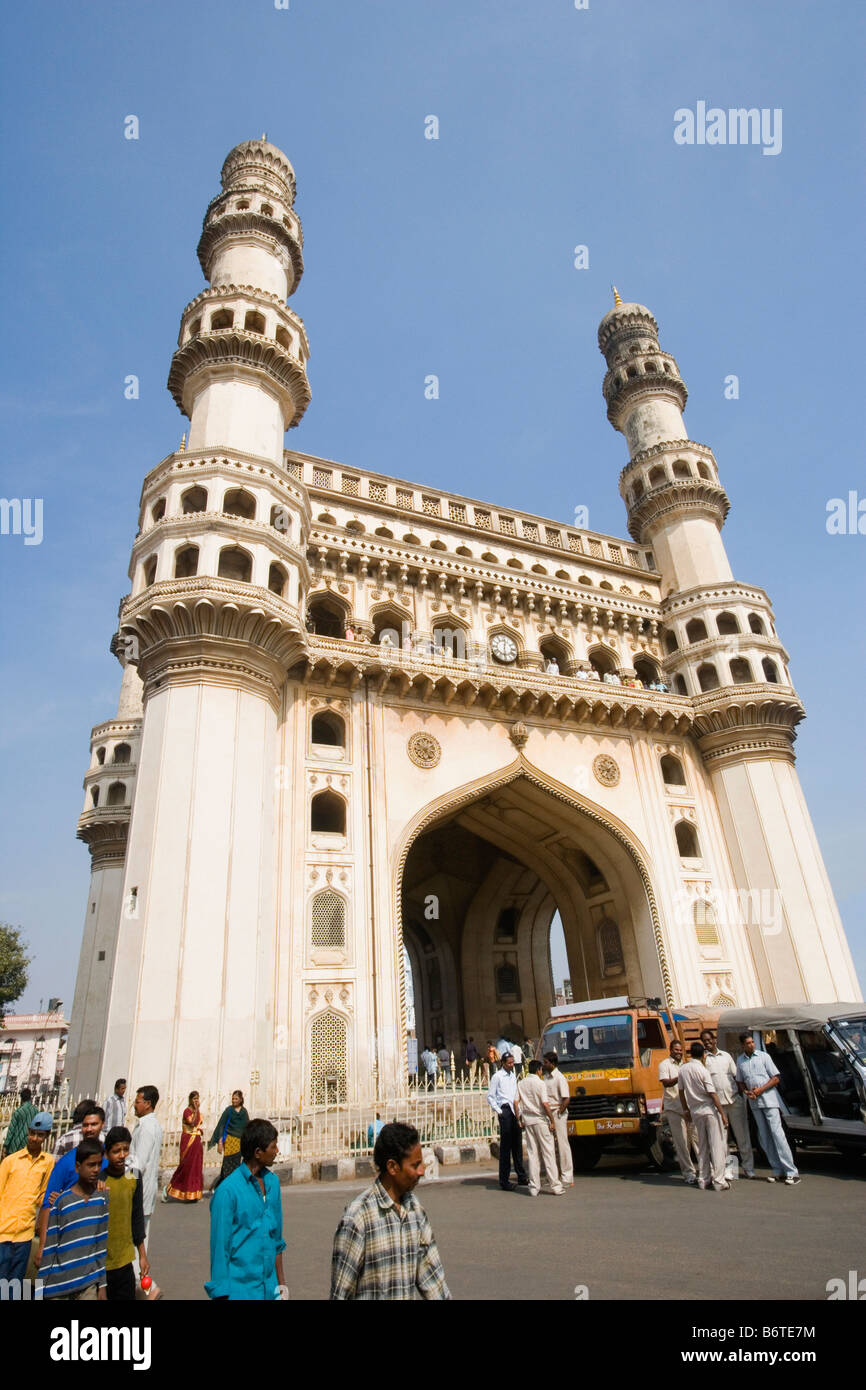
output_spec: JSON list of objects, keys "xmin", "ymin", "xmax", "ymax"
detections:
[{"xmin": 0, "ymin": 924, "xmax": 31, "ymax": 1017}]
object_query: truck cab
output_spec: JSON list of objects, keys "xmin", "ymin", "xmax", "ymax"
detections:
[{"xmin": 538, "ymin": 995, "xmax": 716, "ymax": 1170}]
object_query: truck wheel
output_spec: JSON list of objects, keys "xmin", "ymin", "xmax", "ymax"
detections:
[
  {"xmin": 569, "ymin": 1138, "xmax": 602, "ymax": 1171},
  {"xmin": 647, "ymin": 1118, "xmax": 678, "ymax": 1172}
]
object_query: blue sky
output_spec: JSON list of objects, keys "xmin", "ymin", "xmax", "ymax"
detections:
[{"xmin": 1, "ymin": 0, "xmax": 863, "ymax": 1013}]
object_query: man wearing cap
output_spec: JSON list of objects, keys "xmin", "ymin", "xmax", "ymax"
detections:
[{"xmin": 0, "ymin": 1111, "xmax": 54, "ymax": 1283}]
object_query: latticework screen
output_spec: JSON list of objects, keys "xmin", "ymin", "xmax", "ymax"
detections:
[
  {"xmin": 309, "ymin": 1011, "xmax": 348, "ymax": 1105},
  {"xmin": 310, "ymin": 890, "xmax": 346, "ymax": 949}
]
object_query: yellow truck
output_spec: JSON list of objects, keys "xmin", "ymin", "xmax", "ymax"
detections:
[{"xmin": 537, "ymin": 995, "xmax": 717, "ymax": 1170}]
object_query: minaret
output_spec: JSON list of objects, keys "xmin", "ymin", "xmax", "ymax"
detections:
[
  {"xmin": 65, "ymin": 653, "xmax": 144, "ymax": 1096},
  {"xmin": 68, "ymin": 139, "xmax": 314, "ymax": 1100},
  {"xmin": 599, "ymin": 295, "xmax": 860, "ymax": 1003}
]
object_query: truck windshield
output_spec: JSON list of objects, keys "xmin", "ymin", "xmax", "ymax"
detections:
[
  {"xmin": 542, "ymin": 1014, "xmax": 634, "ymax": 1071},
  {"xmin": 833, "ymin": 1016, "xmax": 866, "ymax": 1063}
]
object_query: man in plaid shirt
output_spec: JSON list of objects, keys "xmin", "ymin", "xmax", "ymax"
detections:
[{"xmin": 330, "ymin": 1122, "xmax": 450, "ymax": 1300}]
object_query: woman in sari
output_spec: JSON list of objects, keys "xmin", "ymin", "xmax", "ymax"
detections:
[
  {"xmin": 163, "ymin": 1091, "xmax": 204, "ymax": 1202},
  {"xmin": 209, "ymin": 1090, "xmax": 249, "ymax": 1187}
]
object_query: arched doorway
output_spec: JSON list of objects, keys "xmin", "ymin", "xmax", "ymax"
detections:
[{"xmin": 398, "ymin": 765, "xmax": 669, "ymax": 1064}]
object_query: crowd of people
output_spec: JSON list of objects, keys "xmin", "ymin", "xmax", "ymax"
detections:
[
  {"xmin": 0, "ymin": 1023, "xmax": 809, "ymax": 1302},
  {"xmin": 658, "ymin": 1028, "xmax": 800, "ymax": 1190}
]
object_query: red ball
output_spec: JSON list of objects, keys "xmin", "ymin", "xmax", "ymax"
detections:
[{"xmin": 140, "ymin": 1276, "xmax": 152, "ymax": 1291}]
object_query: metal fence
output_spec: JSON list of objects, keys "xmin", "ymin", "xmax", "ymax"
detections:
[{"xmin": 1, "ymin": 1070, "xmax": 504, "ymax": 1168}]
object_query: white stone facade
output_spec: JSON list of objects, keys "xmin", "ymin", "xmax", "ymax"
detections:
[{"xmin": 64, "ymin": 143, "xmax": 861, "ymax": 1111}]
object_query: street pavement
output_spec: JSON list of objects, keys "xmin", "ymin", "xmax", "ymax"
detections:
[{"xmin": 148, "ymin": 1146, "xmax": 866, "ymax": 1301}]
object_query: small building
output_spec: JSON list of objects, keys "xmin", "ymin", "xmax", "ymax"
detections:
[{"xmin": 0, "ymin": 1009, "xmax": 69, "ymax": 1096}]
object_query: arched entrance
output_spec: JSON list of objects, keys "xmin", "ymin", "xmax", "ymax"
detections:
[{"xmin": 398, "ymin": 761, "xmax": 670, "ymax": 1062}]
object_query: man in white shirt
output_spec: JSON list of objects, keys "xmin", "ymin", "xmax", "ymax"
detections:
[
  {"xmin": 658, "ymin": 1040, "xmax": 697, "ymax": 1183},
  {"xmin": 700, "ymin": 1028, "xmax": 754, "ymax": 1178},
  {"xmin": 542, "ymin": 1051, "xmax": 573, "ymax": 1186},
  {"xmin": 129, "ymin": 1084, "xmax": 163, "ymax": 1251},
  {"xmin": 515, "ymin": 1062, "xmax": 564, "ymax": 1196},
  {"xmin": 736, "ymin": 1033, "xmax": 800, "ymax": 1184},
  {"xmin": 487, "ymin": 1053, "xmax": 529, "ymax": 1191},
  {"xmin": 419, "ymin": 1046, "xmax": 438, "ymax": 1090},
  {"xmin": 103, "ymin": 1078, "xmax": 127, "ymax": 1134},
  {"xmin": 678, "ymin": 1042, "xmax": 730, "ymax": 1191}
]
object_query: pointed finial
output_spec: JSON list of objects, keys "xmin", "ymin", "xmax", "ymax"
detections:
[
  {"xmin": 179, "ymin": 433, "xmax": 186, "ymax": 453},
  {"xmin": 261, "ymin": 132, "xmax": 267, "ymax": 142},
  {"xmin": 612, "ymin": 285, "xmax": 623, "ymax": 306}
]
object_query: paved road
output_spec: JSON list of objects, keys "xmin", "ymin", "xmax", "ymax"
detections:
[{"xmin": 148, "ymin": 1146, "xmax": 865, "ymax": 1301}]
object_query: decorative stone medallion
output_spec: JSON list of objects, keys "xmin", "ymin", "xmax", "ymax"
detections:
[
  {"xmin": 407, "ymin": 731, "xmax": 441, "ymax": 768},
  {"xmin": 509, "ymin": 720, "xmax": 529, "ymax": 750},
  {"xmin": 593, "ymin": 754, "xmax": 620, "ymax": 787}
]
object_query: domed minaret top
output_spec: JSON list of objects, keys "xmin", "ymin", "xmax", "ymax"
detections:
[
  {"xmin": 220, "ymin": 137, "xmax": 298, "ymax": 204},
  {"xmin": 598, "ymin": 291, "xmax": 731, "ymax": 592},
  {"xmin": 168, "ymin": 136, "xmax": 311, "ymax": 461},
  {"xmin": 598, "ymin": 294, "xmax": 688, "ymax": 452}
]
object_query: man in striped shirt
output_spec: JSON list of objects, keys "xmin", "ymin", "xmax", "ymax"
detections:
[
  {"xmin": 38, "ymin": 1138, "xmax": 108, "ymax": 1300},
  {"xmin": 330, "ymin": 1123, "xmax": 450, "ymax": 1300}
]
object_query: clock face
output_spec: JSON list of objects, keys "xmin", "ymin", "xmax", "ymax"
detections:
[{"xmin": 491, "ymin": 633, "xmax": 518, "ymax": 664}]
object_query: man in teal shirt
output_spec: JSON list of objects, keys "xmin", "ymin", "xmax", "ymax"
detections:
[{"xmin": 205, "ymin": 1118, "xmax": 286, "ymax": 1301}]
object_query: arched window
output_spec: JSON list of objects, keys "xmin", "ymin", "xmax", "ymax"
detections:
[
  {"xmin": 633, "ymin": 655, "xmax": 660, "ymax": 685},
  {"xmin": 631, "ymin": 477, "xmax": 645, "ymax": 500},
  {"xmin": 217, "ymin": 547, "xmax": 252, "ymax": 583},
  {"xmin": 588, "ymin": 646, "xmax": 618, "ymax": 678},
  {"xmin": 673, "ymin": 674, "xmax": 688, "ymax": 695},
  {"xmin": 432, "ymin": 621, "xmax": 467, "ymax": 660},
  {"xmin": 310, "ymin": 890, "xmax": 346, "ymax": 950},
  {"xmin": 96, "ymin": 747, "xmax": 106, "ymax": 765},
  {"xmin": 748, "ymin": 613, "xmax": 766, "ymax": 635},
  {"xmin": 309, "ymin": 1010, "xmax": 348, "ymax": 1105},
  {"xmin": 495, "ymin": 963, "xmax": 520, "ymax": 1002},
  {"xmin": 730, "ymin": 657, "xmax": 753, "ymax": 684},
  {"xmin": 495, "ymin": 907, "xmax": 519, "ymax": 942},
  {"xmin": 311, "ymin": 710, "xmax": 345, "ymax": 748},
  {"xmin": 311, "ymin": 790, "xmax": 346, "ymax": 834},
  {"xmin": 675, "ymin": 820, "xmax": 701, "ymax": 858},
  {"xmin": 672, "ymin": 460, "xmax": 691, "ymax": 479},
  {"xmin": 717, "ymin": 612, "xmax": 739, "ymax": 635},
  {"xmin": 648, "ymin": 465, "xmax": 667, "ymax": 487},
  {"xmin": 151, "ymin": 498, "xmax": 166, "ymax": 523},
  {"xmin": 685, "ymin": 618, "xmax": 707, "ymax": 644},
  {"xmin": 210, "ymin": 309, "xmax": 233, "ymax": 330},
  {"xmin": 711, "ymin": 993, "xmax": 735, "ymax": 1008},
  {"xmin": 664, "ymin": 630, "xmax": 678, "ymax": 654},
  {"xmin": 107, "ymin": 782, "xmax": 126, "ymax": 807},
  {"xmin": 223, "ymin": 488, "xmax": 256, "ymax": 520},
  {"xmin": 598, "ymin": 919, "xmax": 625, "ymax": 975},
  {"xmin": 112, "ymin": 743, "xmax": 131, "ymax": 765},
  {"xmin": 660, "ymin": 753, "xmax": 686, "ymax": 786},
  {"xmin": 268, "ymin": 562, "xmax": 287, "ymax": 596},
  {"xmin": 697, "ymin": 461, "xmax": 711, "ymax": 479},
  {"xmin": 374, "ymin": 525, "xmax": 394, "ymax": 539},
  {"xmin": 244, "ymin": 310, "xmax": 266, "ymax": 335},
  {"xmin": 275, "ymin": 326, "xmax": 291, "ymax": 350},
  {"xmin": 143, "ymin": 556, "xmax": 157, "ymax": 586},
  {"xmin": 762, "ymin": 658, "xmax": 780, "ymax": 683},
  {"xmin": 90, "ymin": 787, "xmax": 99, "ymax": 807},
  {"xmin": 174, "ymin": 545, "xmax": 199, "ymax": 578},
  {"xmin": 373, "ymin": 609, "xmax": 408, "ymax": 648},
  {"xmin": 181, "ymin": 486, "xmax": 208, "ymax": 514},
  {"xmin": 694, "ymin": 900, "xmax": 720, "ymax": 948},
  {"xmin": 307, "ymin": 596, "xmax": 348, "ymax": 638},
  {"xmin": 539, "ymin": 636, "xmax": 570, "ymax": 673},
  {"xmin": 697, "ymin": 663, "xmax": 720, "ymax": 692}
]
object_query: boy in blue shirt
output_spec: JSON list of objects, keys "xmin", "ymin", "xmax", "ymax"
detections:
[{"xmin": 205, "ymin": 1119, "xmax": 286, "ymax": 1301}]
